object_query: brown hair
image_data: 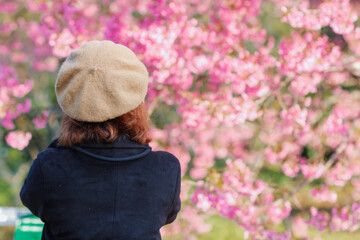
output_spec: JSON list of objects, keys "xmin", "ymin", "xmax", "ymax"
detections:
[{"xmin": 58, "ymin": 102, "xmax": 151, "ymax": 147}]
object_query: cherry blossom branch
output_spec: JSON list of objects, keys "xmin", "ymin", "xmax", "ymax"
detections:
[{"xmin": 276, "ymin": 137, "xmax": 348, "ymax": 204}]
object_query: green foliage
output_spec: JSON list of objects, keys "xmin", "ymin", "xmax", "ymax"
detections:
[
  {"xmin": 258, "ymin": 167, "xmax": 293, "ymax": 187},
  {"xmin": 5, "ymin": 149, "xmax": 27, "ymax": 173},
  {"xmin": 150, "ymin": 102, "xmax": 181, "ymax": 129},
  {"xmin": 197, "ymin": 216, "xmax": 245, "ymax": 240},
  {"xmin": 0, "ymin": 179, "xmax": 13, "ymax": 206}
]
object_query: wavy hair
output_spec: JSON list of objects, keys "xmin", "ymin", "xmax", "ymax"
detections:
[{"xmin": 58, "ymin": 102, "xmax": 151, "ymax": 146}]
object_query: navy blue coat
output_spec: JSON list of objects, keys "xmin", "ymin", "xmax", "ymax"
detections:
[{"xmin": 20, "ymin": 134, "xmax": 181, "ymax": 240}]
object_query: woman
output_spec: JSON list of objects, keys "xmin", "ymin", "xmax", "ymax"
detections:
[{"xmin": 20, "ymin": 40, "xmax": 181, "ymax": 240}]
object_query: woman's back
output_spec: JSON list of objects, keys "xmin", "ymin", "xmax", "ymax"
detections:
[
  {"xmin": 20, "ymin": 135, "xmax": 181, "ymax": 240},
  {"xmin": 20, "ymin": 40, "xmax": 181, "ymax": 240}
]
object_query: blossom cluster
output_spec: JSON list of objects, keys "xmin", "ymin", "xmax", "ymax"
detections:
[
  {"xmin": 0, "ymin": 65, "xmax": 33, "ymax": 150},
  {"xmin": 1, "ymin": 0, "xmax": 360, "ymax": 238},
  {"xmin": 309, "ymin": 203, "xmax": 360, "ymax": 232},
  {"xmin": 191, "ymin": 159, "xmax": 292, "ymax": 239},
  {"xmin": 281, "ymin": 0, "xmax": 358, "ymax": 34}
]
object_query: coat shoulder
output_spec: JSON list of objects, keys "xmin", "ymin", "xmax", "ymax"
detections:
[
  {"xmin": 150, "ymin": 150, "xmax": 181, "ymax": 169},
  {"xmin": 34, "ymin": 138, "xmax": 67, "ymax": 164},
  {"xmin": 33, "ymin": 147, "xmax": 55, "ymax": 163}
]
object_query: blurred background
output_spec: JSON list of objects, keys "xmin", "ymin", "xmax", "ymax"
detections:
[{"xmin": 1, "ymin": 0, "xmax": 360, "ymax": 239}]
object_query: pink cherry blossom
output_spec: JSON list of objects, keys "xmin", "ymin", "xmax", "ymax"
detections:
[
  {"xmin": 292, "ymin": 215, "xmax": 308, "ymax": 238},
  {"xmin": 310, "ymin": 185, "xmax": 337, "ymax": 203},
  {"xmin": 308, "ymin": 207, "xmax": 331, "ymax": 231},
  {"xmin": 301, "ymin": 163, "xmax": 325, "ymax": 180},
  {"xmin": 16, "ymin": 99, "xmax": 32, "ymax": 114},
  {"xmin": 282, "ymin": 0, "xmax": 358, "ymax": 35},
  {"xmin": 0, "ymin": 1, "xmax": 18, "ymax": 14},
  {"xmin": 325, "ymin": 162, "xmax": 355, "ymax": 187},
  {"xmin": 11, "ymin": 80, "xmax": 33, "ymax": 98},
  {"xmin": 282, "ymin": 161, "xmax": 299, "ymax": 177},
  {"xmin": 2, "ymin": 0, "xmax": 360, "ymax": 238},
  {"xmin": 33, "ymin": 111, "xmax": 49, "ymax": 129},
  {"xmin": 5, "ymin": 131, "xmax": 32, "ymax": 150},
  {"xmin": 267, "ymin": 200, "xmax": 292, "ymax": 225}
]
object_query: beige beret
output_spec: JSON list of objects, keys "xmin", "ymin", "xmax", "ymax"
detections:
[{"xmin": 55, "ymin": 40, "xmax": 149, "ymax": 122}]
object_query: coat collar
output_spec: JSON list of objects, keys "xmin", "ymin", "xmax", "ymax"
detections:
[
  {"xmin": 48, "ymin": 134, "xmax": 152, "ymax": 162},
  {"xmin": 49, "ymin": 134, "xmax": 148, "ymax": 149},
  {"xmin": 76, "ymin": 134, "xmax": 149, "ymax": 149}
]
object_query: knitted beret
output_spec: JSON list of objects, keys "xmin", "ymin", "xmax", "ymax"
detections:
[{"xmin": 55, "ymin": 40, "xmax": 149, "ymax": 122}]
